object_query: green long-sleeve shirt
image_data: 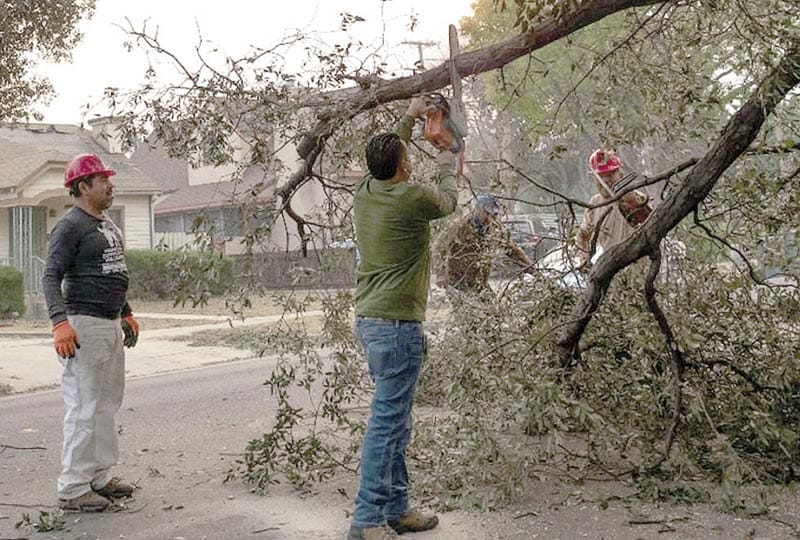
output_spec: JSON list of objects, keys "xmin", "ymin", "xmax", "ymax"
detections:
[{"xmin": 354, "ymin": 115, "xmax": 458, "ymax": 321}]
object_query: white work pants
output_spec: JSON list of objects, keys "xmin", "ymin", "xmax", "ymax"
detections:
[{"xmin": 57, "ymin": 314, "xmax": 125, "ymax": 499}]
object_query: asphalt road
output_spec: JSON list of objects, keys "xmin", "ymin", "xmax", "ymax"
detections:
[
  {"xmin": 2, "ymin": 355, "xmax": 797, "ymax": 540},
  {"xmin": 0, "ymin": 356, "xmax": 349, "ymax": 540}
]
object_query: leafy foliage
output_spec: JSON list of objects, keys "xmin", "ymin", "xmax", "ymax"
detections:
[
  {"xmin": 224, "ymin": 287, "xmax": 367, "ymax": 492},
  {"xmin": 222, "ymin": 243, "xmax": 799, "ymax": 510},
  {"xmin": 126, "ymin": 247, "xmax": 234, "ymax": 302},
  {"xmin": 462, "ymin": 0, "xmax": 800, "ymax": 204},
  {"xmin": 92, "ymin": 0, "xmax": 800, "ymax": 514},
  {"xmin": 15, "ymin": 510, "xmax": 66, "ymax": 533},
  {"xmin": 0, "ymin": 0, "xmax": 95, "ymax": 120}
]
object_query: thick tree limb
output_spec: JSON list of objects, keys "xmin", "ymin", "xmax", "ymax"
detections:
[
  {"xmin": 556, "ymin": 40, "xmax": 800, "ymax": 364},
  {"xmin": 281, "ymin": 0, "xmax": 666, "ymax": 201}
]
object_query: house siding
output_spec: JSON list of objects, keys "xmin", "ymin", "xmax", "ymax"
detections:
[
  {"xmin": 188, "ymin": 162, "xmax": 237, "ymax": 186},
  {"xmin": 36, "ymin": 196, "xmax": 152, "ymax": 250},
  {"xmin": 0, "ymin": 207, "xmax": 9, "ymax": 261},
  {"xmin": 19, "ymin": 168, "xmax": 62, "ymax": 198},
  {"xmin": 117, "ymin": 195, "xmax": 152, "ymax": 249}
]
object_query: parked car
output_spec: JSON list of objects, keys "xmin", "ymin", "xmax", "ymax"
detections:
[
  {"xmin": 535, "ymin": 244, "xmax": 591, "ymax": 289},
  {"xmin": 501, "ymin": 214, "xmax": 558, "ymax": 261}
]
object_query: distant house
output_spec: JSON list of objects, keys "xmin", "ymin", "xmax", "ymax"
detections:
[
  {"xmin": 0, "ymin": 118, "xmax": 160, "ymax": 302},
  {"xmin": 131, "ymin": 126, "xmax": 350, "ymax": 256}
]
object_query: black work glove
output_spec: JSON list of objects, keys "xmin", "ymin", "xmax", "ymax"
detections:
[{"xmin": 121, "ymin": 317, "xmax": 138, "ymax": 348}]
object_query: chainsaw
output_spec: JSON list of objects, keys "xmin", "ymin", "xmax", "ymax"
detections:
[
  {"xmin": 421, "ymin": 92, "xmax": 465, "ymax": 154},
  {"xmin": 420, "ymin": 26, "xmax": 468, "ymax": 176},
  {"xmin": 592, "ymin": 171, "xmax": 653, "ymax": 227}
]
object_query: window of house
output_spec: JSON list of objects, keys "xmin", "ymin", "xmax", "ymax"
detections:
[
  {"xmin": 108, "ymin": 208, "xmax": 124, "ymax": 236},
  {"xmin": 155, "ymin": 206, "xmax": 265, "ymax": 237},
  {"xmin": 221, "ymin": 207, "xmax": 242, "ymax": 236},
  {"xmin": 154, "ymin": 214, "xmax": 184, "ymax": 233}
]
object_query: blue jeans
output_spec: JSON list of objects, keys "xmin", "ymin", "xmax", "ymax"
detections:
[{"xmin": 352, "ymin": 317, "xmax": 425, "ymax": 529}]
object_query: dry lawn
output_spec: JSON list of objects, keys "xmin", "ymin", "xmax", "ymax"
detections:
[
  {"xmin": 1, "ymin": 292, "xmax": 325, "ymax": 334},
  {"xmin": 133, "ymin": 294, "xmax": 306, "ymax": 317}
]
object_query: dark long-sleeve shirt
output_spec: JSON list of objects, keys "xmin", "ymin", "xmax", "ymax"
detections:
[{"xmin": 43, "ymin": 206, "xmax": 132, "ymax": 324}]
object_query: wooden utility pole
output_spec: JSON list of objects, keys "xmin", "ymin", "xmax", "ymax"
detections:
[{"xmin": 402, "ymin": 40, "xmax": 436, "ymax": 72}]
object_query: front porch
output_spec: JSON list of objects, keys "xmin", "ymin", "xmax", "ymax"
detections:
[{"xmin": 0, "ymin": 201, "xmax": 60, "ymax": 320}]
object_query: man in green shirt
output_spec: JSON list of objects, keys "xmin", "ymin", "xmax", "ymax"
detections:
[{"xmin": 349, "ymin": 97, "xmax": 458, "ymax": 540}]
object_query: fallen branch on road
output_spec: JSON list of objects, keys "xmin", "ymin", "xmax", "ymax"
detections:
[{"xmin": 0, "ymin": 444, "xmax": 46, "ymax": 451}]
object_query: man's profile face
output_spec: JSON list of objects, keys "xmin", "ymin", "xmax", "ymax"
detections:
[{"xmin": 82, "ymin": 174, "xmax": 114, "ymax": 212}]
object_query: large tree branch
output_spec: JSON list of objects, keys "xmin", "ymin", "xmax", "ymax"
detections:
[
  {"xmin": 280, "ymin": 0, "xmax": 666, "ymax": 202},
  {"xmin": 556, "ymin": 40, "xmax": 800, "ymax": 364}
]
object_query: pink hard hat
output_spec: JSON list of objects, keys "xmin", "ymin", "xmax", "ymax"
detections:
[
  {"xmin": 64, "ymin": 153, "xmax": 116, "ymax": 187},
  {"xmin": 588, "ymin": 149, "xmax": 622, "ymax": 174}
]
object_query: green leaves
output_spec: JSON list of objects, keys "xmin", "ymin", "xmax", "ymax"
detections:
[
  {"xmin": 15, "ymin": 510, "xmax": 66, "ymax": 533},
  {"xmin": 0, "ymin": 0, "xmax": 95, "ymax": 120}
]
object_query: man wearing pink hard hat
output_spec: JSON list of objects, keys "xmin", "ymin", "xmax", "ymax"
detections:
[
  {"xmin": 575, "ymin": 149, "xmax": 651, "ymax": 270},
  {"xmin": 42, "ymin": 153, "xmax": 139, "ymax": 512}
]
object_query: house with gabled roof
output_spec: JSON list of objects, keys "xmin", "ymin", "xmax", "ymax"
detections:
[
  {"xmin": 130, "ymin": 124, "xmax": 346, "ymax": 257},
  {"xmin": 0, "ymin": 118, "xmax": 160, "ymax": 305}
]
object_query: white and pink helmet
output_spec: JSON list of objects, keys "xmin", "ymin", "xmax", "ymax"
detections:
[{"xmin": 588, "ymin": 149, "xmax": 622, "ymax": 174}]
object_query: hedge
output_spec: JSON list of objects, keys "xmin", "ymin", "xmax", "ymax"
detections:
[
  {"xmin": 0, "ymin": 266, "xmax": 25, "ymax": 318},
  {"xmin": 126, "ymin": 249, "xmax": 234, "ymax": 300}
]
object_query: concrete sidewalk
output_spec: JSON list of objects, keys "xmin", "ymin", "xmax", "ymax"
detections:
[{"xmin": 0, "ymin": 312, "xmax": 322, "ymax": 393}]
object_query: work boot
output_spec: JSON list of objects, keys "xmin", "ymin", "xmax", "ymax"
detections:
[
  {"xmin": 347, "ymin": 524, "xmax": 399, "ymax": 540},
  {"xmin": 388, "ymin": 509, "xmax": 439, "ymax": 534},
  {"xmin": 58, "ymin": 490, "xmax": 110, "ymax": 512},
  {"xmin": 94, "ymin": 477, "xmax": 135, "ymax": 499}
]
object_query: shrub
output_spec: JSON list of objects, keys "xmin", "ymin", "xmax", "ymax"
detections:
[
  {"xmin": 0, "ymin": 266, "xmax": 25, "ymax": 318},
  {"xmin": 126, "ymin": 249, "xmax": 234, "ymax": 301}
]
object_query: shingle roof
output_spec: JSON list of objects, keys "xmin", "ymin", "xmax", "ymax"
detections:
[
  {"xmin": 153, "ymin": 169, "xmax": 273, "ymax": 214},
  {"xmin": 0, "ymin": 123, "xmax": 160, "ymax": 194},
  {"xmin": 127, "ymin": 138, "xmax": 189, "ymax": 194},
  {"xmin": 130, "ymin": 135, "xmax": 276, "ymax": 215}
]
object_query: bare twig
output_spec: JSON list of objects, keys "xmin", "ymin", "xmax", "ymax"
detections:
[
  {"xmin": 0, "ymin": 502, "xmax": 50, "ymax": 509},
  {"xmin": 694, "ymin": 356, "xmax": 781, "ymax": 393},
  {"xmin": 629, "ymin": 516, "xmax": 689, "ymax": 525},
  {"xmin": 0, "ymin": 445, "xmax": 46, "ymax": 451},
  {"xmin": 692, "ymin": 210, "xmax": 762, "ymax": 282}
]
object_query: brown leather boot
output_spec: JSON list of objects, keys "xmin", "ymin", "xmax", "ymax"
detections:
[
  {"xmin": 347, "ymin": 524, "xmax": 399, "ymax": 539},
  {"xmin": 94, "ymin": 477, "xmax": 135, "ymax": 499},
  {"xmin": 389, "ymin": 509, "xmax": 439, "ymax": 534}
]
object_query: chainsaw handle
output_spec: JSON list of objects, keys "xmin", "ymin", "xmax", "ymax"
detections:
[{"xmin": 406, "ymin": 96, "xmax": 429, "ymax": 119}]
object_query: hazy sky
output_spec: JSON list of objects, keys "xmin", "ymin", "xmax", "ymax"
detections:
[{"xmin": 36, "ymin": 0, "xmax": 476, "ymax": 124}]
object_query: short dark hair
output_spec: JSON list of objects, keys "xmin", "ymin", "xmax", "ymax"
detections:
[
  {"xmin": 68, "ymin": 175, "xmax": 95, "ymax": 198},
  {"xmin": 366, "ymin": 132, "xmax": 404, "ymax": 180}
]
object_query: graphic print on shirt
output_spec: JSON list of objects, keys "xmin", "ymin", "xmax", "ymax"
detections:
[{"xmin": 98, "ymin": 219, "xmax": 128, "ymax": 275}]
